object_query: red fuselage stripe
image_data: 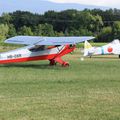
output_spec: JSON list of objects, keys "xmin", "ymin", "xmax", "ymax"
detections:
[{"xmin": 0, "ymin": 54, "xmax": 56, "ymax": 64}]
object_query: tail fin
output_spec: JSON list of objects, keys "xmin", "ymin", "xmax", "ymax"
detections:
[{"xmin": 84, "ymin": 41, "xmax": 93, "ymax": 56}]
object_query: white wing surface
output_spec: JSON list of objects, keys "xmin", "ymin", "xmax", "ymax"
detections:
[{"xmin": 5, "ymin": 36, "xmax": 95, "ymax": 45}]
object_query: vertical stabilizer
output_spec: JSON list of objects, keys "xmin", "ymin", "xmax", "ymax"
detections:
[{"xmin": 84, "ymin": 41, "xmax": 93, "ymax": 56}]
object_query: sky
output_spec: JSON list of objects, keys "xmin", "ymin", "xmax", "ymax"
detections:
[
  {"xmin": 0, "ymin": 0, "xmax": 119, "ymax": 15},
  {"xmin": 48, "ymin": 0, "xmax": 120, "ymax": 8}
]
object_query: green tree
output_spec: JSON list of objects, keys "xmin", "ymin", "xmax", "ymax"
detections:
[
  {"xmin": 93, "ymin": 14, "xmax": 103, "ymax": 34},
  {"xmin": 113, "ymin": 21, "xmax": 120, "ymax": 39},
  {"xmin": 18, "ymin": 26, "xmax": 33, "ymax": 36},
  {"xmin": 97, "ymin": 26, "xmax": 113, "ymax": 42},
  {"xmin": 54, "ymin": 31, "xmax": 64, "ymax": 36},
  {"xmin": 8, "ymin": 24, "xmax": 17, "ymax": 37},
  {"xmin": 69, "ymin": 28, "xmax": 92, "ymax": 36},
  {"xmin": 10, "ymin": 11, "xmax": 40, "ymax": 30},
  {"xmin": 0, "ymin": 24, "xmax": 9, "ymax": 42},
  {"xmin": 1, "ymin": 13, "xmax": 11, "ymax": 24},
  {"xmin": 34, "ymin": 23, "xmax": 55, "ymax": 36},
  {"xmin": 2, "ymin": 9, "xmax": 120, "ymax": 42}
]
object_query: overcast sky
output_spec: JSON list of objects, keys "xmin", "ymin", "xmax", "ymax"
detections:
[{"xmin": 48, "ymin": 0, "xmax": 120, "ymax": 8}]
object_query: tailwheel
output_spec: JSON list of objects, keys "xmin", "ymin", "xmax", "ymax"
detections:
[{"xmin": 62, "ymin": 62, "xmax": 69, "ymax": 67}]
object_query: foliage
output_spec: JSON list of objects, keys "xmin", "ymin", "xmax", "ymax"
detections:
[
  {"xmin": 34, "ymin": 23, "xmax": 55, "ymax": 36},
  {"xmin": 8, "ymin": 24, "xmax": 17, "ymax": 37},
  {"xmin": 97, "ymin": 26, "xmax": 113, "ymax": 42},
  {"xmin": 1, "ymin": 13, "xmax": 12, "ymax": 24},
  {"xmin": 18, "ymin": 26, "xmax": 33, "ymax": 36},
  {"xmin": 113, "ymin": 21, "xmax": 120, "ymax": 39},
  {"xmin": 1, "ymin": 9, "xmax": 120, "ymax": 43},
  {"xmin": 0, "ymin": 24, "xmax": 9, "ymax": 42}
]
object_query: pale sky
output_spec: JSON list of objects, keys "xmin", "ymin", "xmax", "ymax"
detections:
[
  {"xmin": 0, "ymin": 0, "xmax": 119, "ymax": 15},
  {"xmin": 48, "ymin": 0, "xmax": 120, "ymax": 8}
]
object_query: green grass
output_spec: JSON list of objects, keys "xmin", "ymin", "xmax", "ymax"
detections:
[
  {"xmin": 77, "ymin": 42, "xmax": 106, "ymax": 48},
  {"xmin": 0, "ymin": 48, "xmax": 120, "ymax": 120}
]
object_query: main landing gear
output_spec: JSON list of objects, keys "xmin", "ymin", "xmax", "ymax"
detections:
[
  {"xmin": 49, "ymin": 45, "xmax": 75, "ymax": 67},
  {"xmin": 49, "ymin": 57, "xmax": 69, "ymax": 67}
]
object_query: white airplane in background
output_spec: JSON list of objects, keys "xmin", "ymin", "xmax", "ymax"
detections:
[
  {"xmin": 0, "ymin": 36, "xmax": 94, "ymax": 67},
  {"xmin": 84, "ymin": 39, "xmax": 120, "ymax": 58}
]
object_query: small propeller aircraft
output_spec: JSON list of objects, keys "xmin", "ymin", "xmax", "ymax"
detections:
[
  {"xmin": 0, "ymin": 36, "xmax": 94, "ymax": 66},
  {"xmin": 84, "ymin": 39, "xmax": 120, "ymax": 58}
]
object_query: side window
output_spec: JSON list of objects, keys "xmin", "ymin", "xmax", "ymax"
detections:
[{"xmin": 29, "ymin": 45, "xmax": 45, "ymax": 52}]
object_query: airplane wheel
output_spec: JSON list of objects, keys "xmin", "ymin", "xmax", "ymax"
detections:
[
  {"xmin": 49, "ymin": 59, "xmax": 56, "ymax": 66},
  {"xmin": 62, "ymin": 62, "xmax": 69, "ymax": 67}
]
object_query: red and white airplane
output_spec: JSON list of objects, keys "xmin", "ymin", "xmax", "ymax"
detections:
[{"xmin": 0, "ymin": 36, "xmax": 94, "ymax": 66}]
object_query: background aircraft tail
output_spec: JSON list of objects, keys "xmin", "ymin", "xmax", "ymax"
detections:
[{"xmin": 84, "ymin": 41, "xmax": 93, "ymax": 56}]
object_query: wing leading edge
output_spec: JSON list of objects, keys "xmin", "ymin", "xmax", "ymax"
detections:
[{"xmin": 5, "ymin": 36, "xmax": 95, "ymax": 45}]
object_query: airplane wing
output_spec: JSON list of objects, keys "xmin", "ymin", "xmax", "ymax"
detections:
[{"xmin": 5, "ymin": 36, "xmax": 95, "ymax": 45}]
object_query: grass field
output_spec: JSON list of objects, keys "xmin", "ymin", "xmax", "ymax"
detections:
[{"xmin": 0, "ymin": 48, "xmax": 120, "ymax": 120}]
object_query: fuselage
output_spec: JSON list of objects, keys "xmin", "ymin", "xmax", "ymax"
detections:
[
  {"xmin": 85, "ymin": 40, "xmax": 120, "ymax": 57},
  {"xmin": 0, "ymin": 45, "xmax": 75, "ymax": 64},
  {"xmin": 91, "ymin": 43, "xmax": 120, "ymax": 55}
]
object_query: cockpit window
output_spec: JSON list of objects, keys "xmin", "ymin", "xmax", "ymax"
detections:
[{"xmin": 29, "ymin": 45, "xmax": 45, "ymax": 52}]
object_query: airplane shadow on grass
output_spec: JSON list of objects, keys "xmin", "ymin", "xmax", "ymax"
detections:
[
  {"xmin": 0, "ymin": 63, "xmax": 64, "ymax": 70},
  {"xmin": 88, "ymin": 55, "xmax": 120, "ymax": 59}
]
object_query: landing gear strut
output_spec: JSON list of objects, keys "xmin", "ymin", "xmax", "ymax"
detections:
[
  {"xmin": 49, "ymin": 45, "xmax": 75, "ymax": 67},
  {"xmin": 49, "ymin": 57, "xmax": 69, "ymax": 67}
]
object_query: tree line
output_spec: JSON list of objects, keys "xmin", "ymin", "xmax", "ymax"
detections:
[{"xmin": 1, "ymin": 8, "xmax": 120, "ymax": 43}]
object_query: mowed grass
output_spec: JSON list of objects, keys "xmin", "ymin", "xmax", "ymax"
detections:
[{"xmin": 0, "ymin": 49, "xmax": 120, "ymax": 120}]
